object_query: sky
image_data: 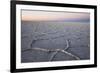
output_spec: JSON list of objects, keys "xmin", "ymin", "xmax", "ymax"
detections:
[{"xmin": 21, "ymin": 10, "xmax": 90, "ymax": 22}]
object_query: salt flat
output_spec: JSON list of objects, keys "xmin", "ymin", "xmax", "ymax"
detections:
[{"xmin": 21, "ymin": 21, "xmax": 90, "ymax": 63}]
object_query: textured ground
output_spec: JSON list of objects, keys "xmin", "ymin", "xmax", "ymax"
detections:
[{"xmin": 21, "ymin": 21, "xmax": 90, "ymax": 63}]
